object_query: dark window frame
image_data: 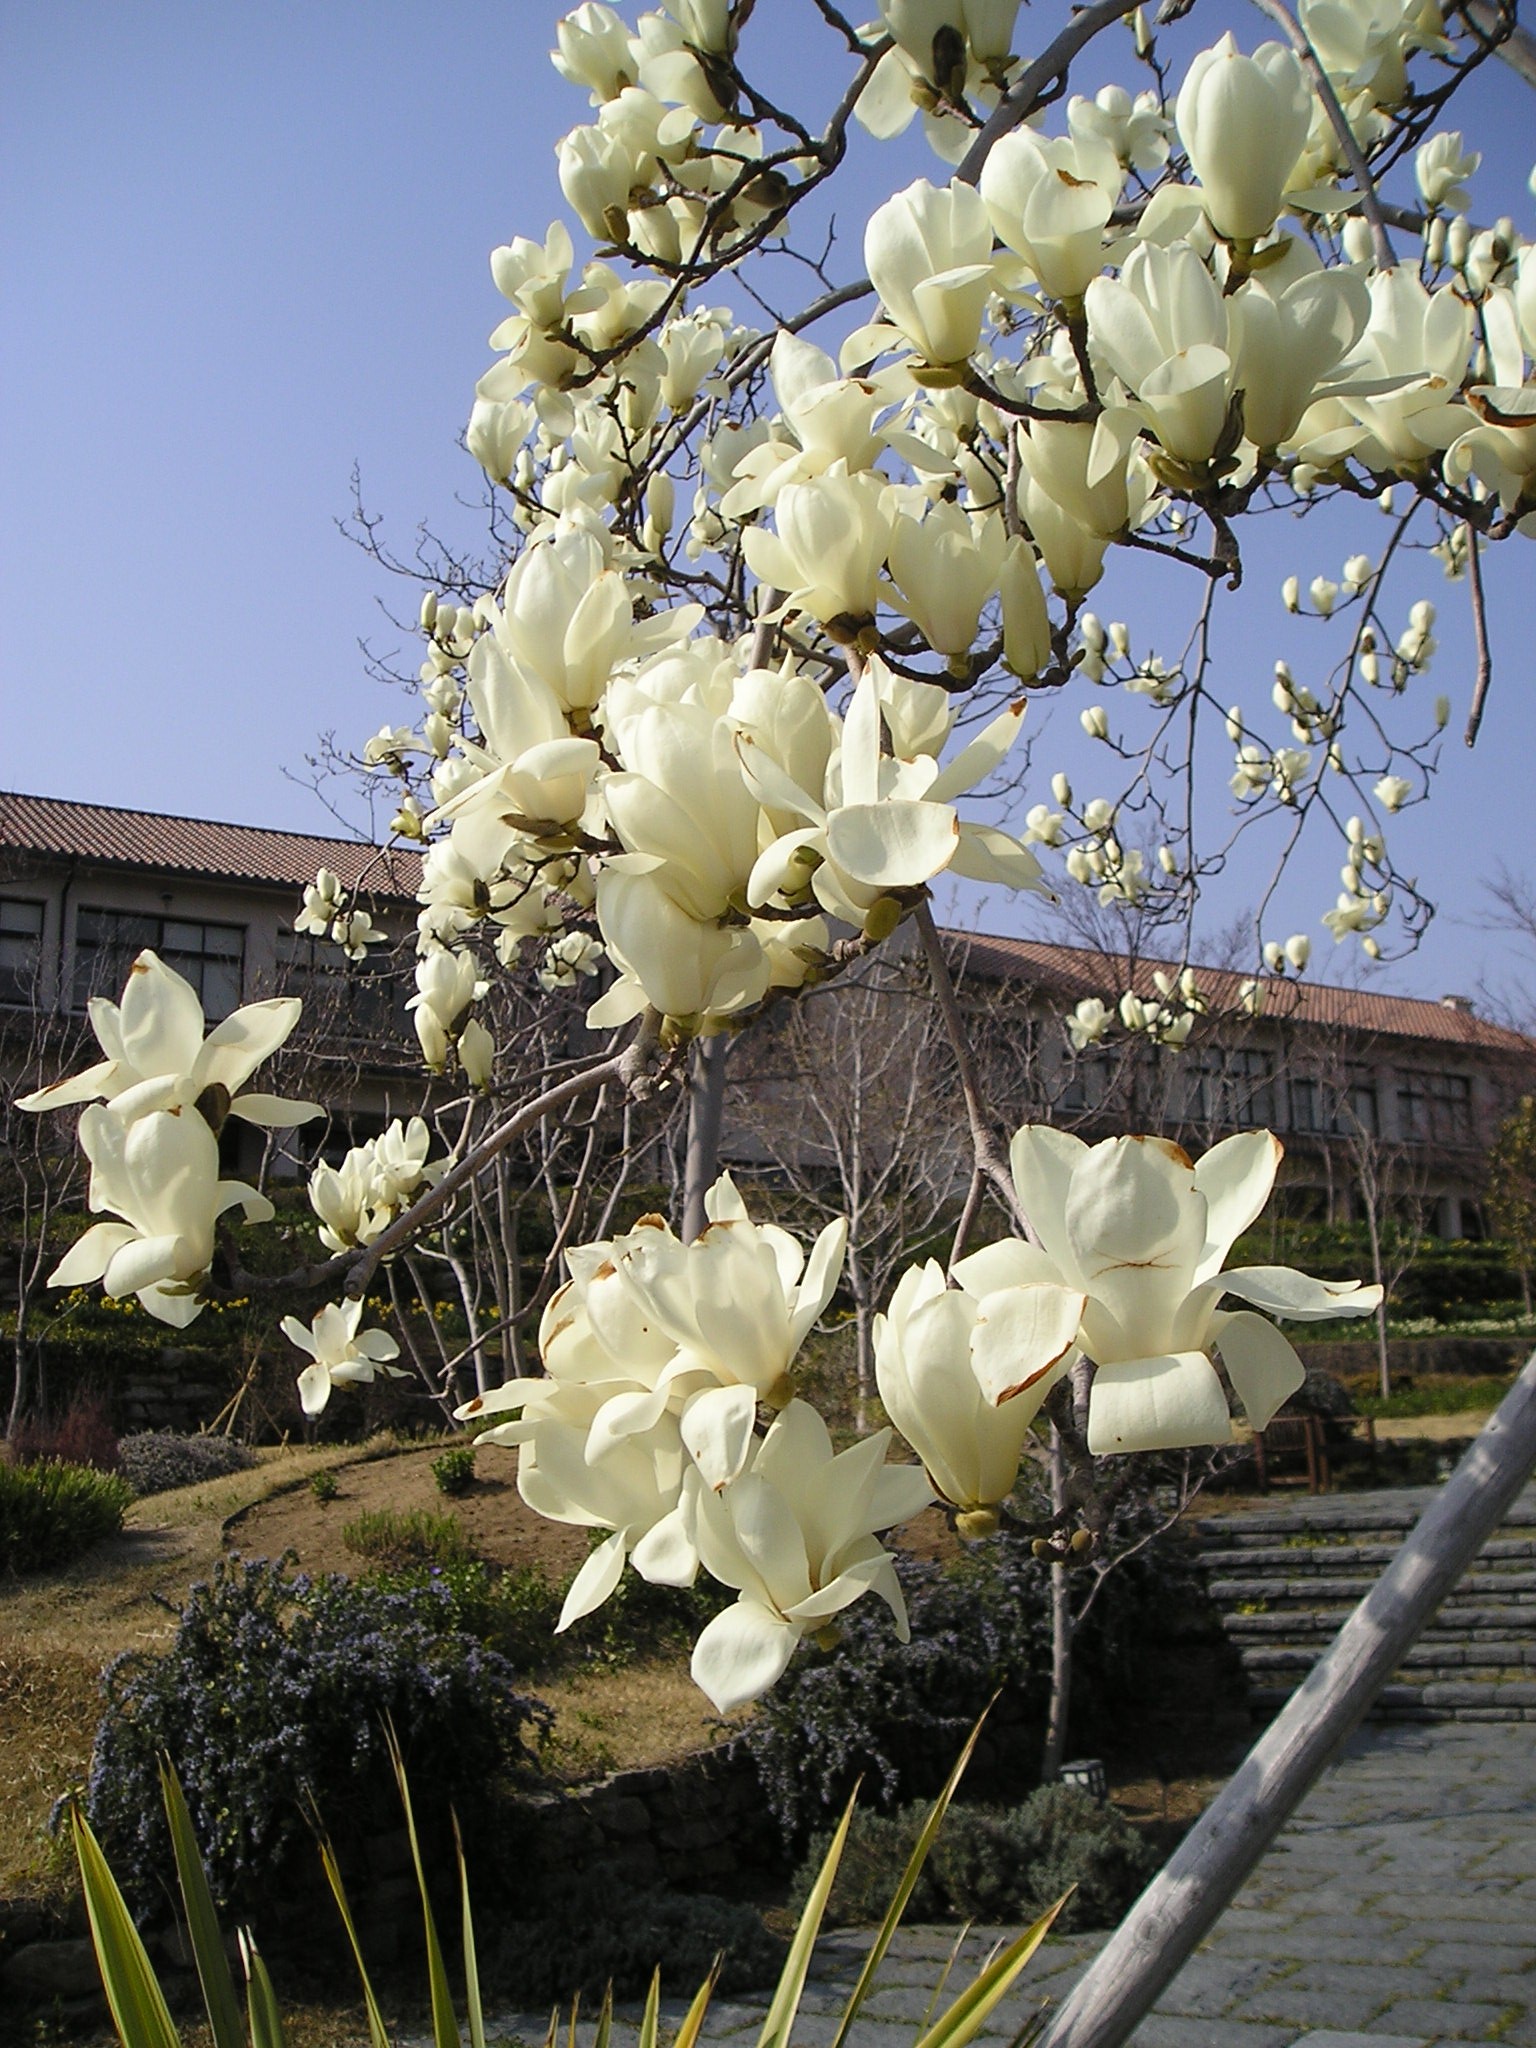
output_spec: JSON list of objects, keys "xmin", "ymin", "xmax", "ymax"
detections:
[{"xmin": 72, "ymin": 907, "xmax": 246, "ymax": 1020}]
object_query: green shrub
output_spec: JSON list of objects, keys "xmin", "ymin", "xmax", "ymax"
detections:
[
  {"xmin": 340, "ymin": 1505, "xmax": 473, "ymax": 1568},
  {"xmin": 82, "ymin": 1554, "xmax": 549, "ymax": 1923},
  {"xmin": 117, "ymin": 1431, "xmax": 257, "ymax": 1498},
  {"xmin": 432, "ymin": 1443, "xmax": 478, "ymax": 1496},
  {"xmin": 1352, "ymin": 1373, "xmax": 1517, "ymax": 1418},
  {"xmin": 310, "ymin": 1467, "xmax": 340, "ymax": 1503},
  {"xmin": 490, "ymin": 1868, "xmax": 786, "ymax": 2003},
  {"xmin": 358, "ymin": 1558, "xmax": 563, "ymax": 1669},
  {"xmin": 793, "ymin": 1787, "xmax": 1155, "ymax": 1934},
  {"xmin": 0, "ymin": 1458, "xmax": 134, "ymax": 1573}
]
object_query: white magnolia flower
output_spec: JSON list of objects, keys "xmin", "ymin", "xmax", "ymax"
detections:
[
  {"xmin": 1176, "ymin": 34, "xmax": 1313, "ymax": 243},
  {"xmin": 863, "ymin": 179, "xmax": 997, "ymax": 369},
  {"xmin": 18, "ymin": 951, "xmax": 319, "ymax": 1131},
  {"xmin": 685, "ymin": 1401, "xmax": 932, "ymax": 1712},
  {"xmin": 980, "ymin": 126, "xmax": 1122, "ymax": 304},
  {"xmin": 308, "ymin": 1117, "xmax": 444, "ymax": 1254},
  {"xmin": 49, "ymin": 1106, "xmax": 272, "ymax": 1327},
  {"xmin": 1084, "ymin": 242, "xmax": 1235, "ymax": 465},
  {"xmin": 886, "ymin": 500, "xmax": 1007, "ymax": 658},
  {"xmin": 741, "ymin": 659, "xmax": 1044, "ymax": 931},
  {"xmin": 538, "ymin": 929, "xmax": 606, "ymax": 993},
  {"xmin": 741, "ymin": 469, "xmax": 895, "ymax": 635},
  {"xmin": 875, "ymin": 1259, "xmax": 1081, "ymax": 1526},
  {"xmin": 958, "ymin": 1127, "xmax": 1381, "ymax": 1454},
  {"xmin": 295, "ymin": 869, "xmax": 345, "ymax": 937},
  {"xmin": 281, "ymin": 1299, "xmax": 405, "ymax": 1420},
  {"xmin": 608, "ymin": 1175, "xmax": 850, "ymax": 1487}
]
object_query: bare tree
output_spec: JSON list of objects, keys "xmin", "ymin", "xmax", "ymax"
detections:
[{"xmin": 733, "ymin": 956, "xmax": 963, "ymax": 1424}]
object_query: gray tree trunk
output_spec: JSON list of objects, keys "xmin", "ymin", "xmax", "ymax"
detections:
[
  {"xmin": 1041, "ymin": 1427, "xmax": 1074, "ymax": 1781},
  {"xmin": 1038, "ymin": 1347, "xmax": 1536, "ymax": 2048},
  {"xmin": 682, "ymin": 1034, "xmax": 730, "ymax": 1243}
]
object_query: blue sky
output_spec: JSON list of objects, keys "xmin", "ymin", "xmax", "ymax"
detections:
[{"xmin": 3, "ymin": 2, "xmax": 1534, "ymax": 1004}]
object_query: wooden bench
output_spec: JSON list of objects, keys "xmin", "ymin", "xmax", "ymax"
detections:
[{"xmin": 1253, "ymin": 1412, "xmax": 1376, "ymax": 1494}]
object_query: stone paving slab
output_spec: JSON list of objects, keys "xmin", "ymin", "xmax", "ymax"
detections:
[{"xmin": 405, "ymin": 1718, "xmax": 1533, "ymax": 2048}]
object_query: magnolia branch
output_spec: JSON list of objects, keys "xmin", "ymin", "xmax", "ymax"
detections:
[{"xmin": 1249, "ymin": 0, "xmax": 1400, "ymax": 270}]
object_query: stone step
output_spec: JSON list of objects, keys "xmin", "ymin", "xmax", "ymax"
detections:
[
  {"xmin": 1248, "ymin": 1678, "xmax": 1536, "ymax": 1718},
  {"xmin": 1195, "ymin": 1491, "xmax": 1536, "ymax": 1542},
  {"xmin": 1223, "ymin": 1607, "xmax": 1536, "ymax": 1641},
  {"xmin": 1194, "ymin": 1536, "xmax": 1536, "ymax": 1572},
  {"xmin": 1206, "ymin": 1570, "xmax": 1536, "ymax": 1604},
  {"xmin": 1239, "ymin": 1638, "xmax": 1536, "ymax": 1672}
]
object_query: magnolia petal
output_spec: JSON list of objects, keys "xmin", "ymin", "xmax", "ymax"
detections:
[
  {"xmin": 197, "ymin": 998, "xmax": 303, "ymax": 1093},
  {"xmin": 227, "ymin": 1093, "xmax": 324, "ymax": 1128},
  {"xmin": 1008, "ymin": 1126, "xmax": 1088, "ymax": 1279},
  {"xmin": 297, "ymin": 1360, "xmax": 335, "ymax": 1419},
  {"xmin": 555, "ymin": 1527, "xmax": 630, "ymax": 1632},
  {"xmin": 48, "ymin": 1221, "xmax": 136, "ymax": 1288},
  {"xmin": 453, "ymin": 1378, "xmax": 545, "ymax": 1422},
  {"xmin": 1220, "ymin": 1265, "xmax": 1384, "ymax": 1321},
  {"xmin": 630, "ymin": 1505, "xmax": 699, "ymax": 1587},
  {"xmin": 104, "ymin": 1233, "xmax": 194, "ymax": 1299},
  {"xmin": 952, "ymin": 1236, "xmax": 1066, "ymax": 1295},
  {"xmin": 138, "ymin": 1282, "xmax": 205, "ymax": 1330},
  {"xmin": 783, "ymin": 1549, "xmax": 893, "ymax": 1623},
  {"xmin": 690, "ymin": 1598, "xmax": 798, "ymax": 1713},
  {"xmin": 680, "ymin": 1382, "xmax": 760, "ymax": 1491},
  {"xmin": 790, "ymin": 1215, "xmax": 849, "ymax": 1348},
  {"xmin": 1086, "ymin": 1351, "xmax": 1233, "ymax": 1454},
  {"xmin": 16, "ymin": 1060, "xmax": 119, "ymax": 1113},
  {"xmin": 825, "ymin": 800, "xmax": 959, "ymax": 888},
  {"xmin": 1192, "ymin": 1131, "xmax": 1283, "ymax": 1283},
  {"xmin": 927, "ymin": 704, "xmax": 1025, "ymax": 803},
  {"xmin": 970, "ymin": 1283, "xmax": 1085, "ymax": 1407},
  {"xmin": 1211, "ymin": 1309, "xmax": 1304, "ymax": 1431},
  {"xmin": 586, "ymin": 1385, "xmax": 675, "ymax": 1463},
  {"xmin": 949, "ymin": 822, "xmax": 1046, "ymax": 892},
  {"xmin": 279, "ymin": 1314, "xmax": 317, "ymax": 1356},
  {"xmin": 869, "ymin": 1460, "xmax": 935, "ymax": 1530}
]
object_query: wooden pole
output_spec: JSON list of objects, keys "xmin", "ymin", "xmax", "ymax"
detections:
[{"xmin": 1038, "ymin": 1348, "xmax": 1536, "ymax": 2048}]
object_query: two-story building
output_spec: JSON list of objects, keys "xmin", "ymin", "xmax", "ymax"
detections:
[{"xmin": 0, "ymin": 789, "xmax": 425, "ymax": 1163}]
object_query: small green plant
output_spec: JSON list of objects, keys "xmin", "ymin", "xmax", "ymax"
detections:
[
  {"xmin": 70, "ymin": 1711, "xmax": 1065, "ymax": 2048},
  {"xmin": 340, "ymin": 1505, "xmax": 473, "ymax": 1569},
  {"xmin": 357, "ymin": 1558, "xmax": 563, "ymax": 1668},
  {"xmin": 0, "ymin": 1459, "xmax": 135, "ymax": 1573},
  {"xmin": 793, "ymin": 1784, "xmax": 1155, "ymax": 1934},
  {"xmin": 431, "ymin": 1442, "xmax": 477, "ymax": 1497},
  {"xmin": 309, "ymin": 1467, "xmax": 339, "ymax": 1503}
]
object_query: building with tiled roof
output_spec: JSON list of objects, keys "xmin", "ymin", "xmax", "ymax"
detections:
[
  {"xmin": 0, "ymin": 791, "xmax": 426, "ymax": 1155},
  {"xmin": 938, "ymin": 928, "xmax": 1536, "ymax": 1237}
]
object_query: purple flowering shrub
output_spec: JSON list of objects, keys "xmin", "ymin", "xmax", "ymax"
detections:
[{"xmin": 81, "ymin": 1552, "xmax": 549, "ymax": 1921}]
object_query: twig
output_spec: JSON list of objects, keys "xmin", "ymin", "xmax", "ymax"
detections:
[
  {"xmin": 954, "ymin": 0, "xmax": 1143, "ymax": 185},
  {"xmin": 1249, "ymin": 0, "xmax": 1399, "ymax": 270},
  {"xmin": 913, "ymin": 905, "xmax": 1032, "ymax": 1238},
  {"xmin": 947, "ymin": 1164, "xmax": 988, "ymax": 1271},
  {"xmin": 1464, "ymin": 517, "xmax": 1493, "ymax": 746}
]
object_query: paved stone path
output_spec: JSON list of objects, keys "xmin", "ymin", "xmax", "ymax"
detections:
[{"xmin": 455, "ymin": 1720, "xmax": 1536, "ymax": 2048}]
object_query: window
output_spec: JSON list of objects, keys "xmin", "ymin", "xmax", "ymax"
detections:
[
  {"xmin": 1398, "ymin": 1071, "xmax": 1473, "ymax": 1144},
  {"xmin": 275, "ymin": 932, "xmax": 404, "ymax": 1042},
  {"xmin": 0, "ymin": 898, "xmax": 45, "ymax": 1005},
  {"xmin": 73, "ymin": 909, "xmax": 245, "ymax": 1020},
  {"xmin": 1285, "ymin": 1070, "xmax": 1375, "ymax": 1136}
]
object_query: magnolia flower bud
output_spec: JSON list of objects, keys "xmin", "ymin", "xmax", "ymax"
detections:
[
  {"xmin": 1284, "ymin": 933, "xmax": 1311, "ymax": 971},
  {"xmin": 1309, "ymin": 577, "xmax": 1339, "ymax": 617},
  {"xmin": 1226, "ymin": 707, "xmax": 1243, "ymax": 744},
  {"xmin": 1051, "ymin": 772, "xmax": 1073, "ymax": 807},
  {"xmin": 1363, "ymin": 936, "xmax": 1382, "ymax": 959},
  {"xmin": 1119, "ymin": 991, "xmax": 1147, "ymax": 1031},
  {"xmin": 1081, "ymin": 706, "xmax": 1109, "ymax": 740},
  {"xmin": 1435, "ymin": 695, "xmax": 1450, "ymax": 729},
  {"xmin": 1281, "ymin": 574, "xmax": 1300, "ymax": 612},
  {"xmin": 458, "ymin": 1017, "xmax": 495, "ymax": 1090},
  {"xmin": 1080, "ymin": 612, "xmax": 1106, "ymax": 653},
  {"xmin": 419, "ymin": 590, "xmax": 439, "ymax": 633},
  {"xmin": 1176, "ymin": 33, "xmax": 1310, "ymax": 243},
  {"xmin": 1109, "ymin": 621, "xmax": 1130, "ymax": 658},
  {"xmin": 1375, "ymin": 775, "xmax": 1412, "ymax": 812},
  {"xmin": 1158, "ymin": 844, "xmax": 1178, "ymax": 875},
  {"xmin": 1342, "ymin": 555, "xmax": 1372, "ymax": 593},
  {"xmin": 1263, "ymin": 940, "xmax": 1285, "ymax": 972}
]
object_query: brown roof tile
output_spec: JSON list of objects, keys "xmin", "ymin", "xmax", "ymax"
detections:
[
  {"xmin": 0, "ymin": 791, "xmax": 422, "ymax": 901},
  {"xmin": 942, "ymin": 928, "xmax": 1536, "ymax": 1056}
]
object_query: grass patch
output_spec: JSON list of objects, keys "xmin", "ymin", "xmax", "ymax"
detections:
[
  {"xmin": 1348, "ymin": 1373, "xmax": 1518, "ymax": 1419},
  {"xmin": 341, "ymin": 1505, "xmax": 473, "ymax": 1568}
]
